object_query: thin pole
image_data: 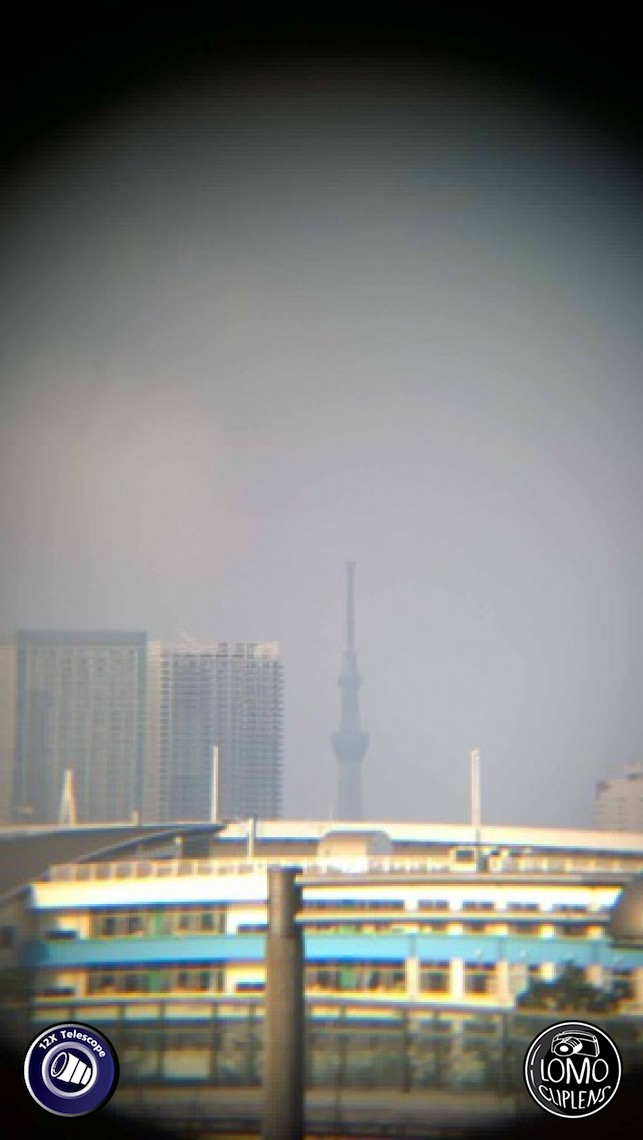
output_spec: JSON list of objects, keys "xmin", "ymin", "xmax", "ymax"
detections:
[
  {"xmin": 210, "ymin": 746, "xmax": 219, "ymax": 822},
  {"xmin": 470, "ymin": 748, "xmax": 481, "ymax": 855}
]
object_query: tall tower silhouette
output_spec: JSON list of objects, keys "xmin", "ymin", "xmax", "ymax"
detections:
[{"xmin": 332, "ymin": 561, "xmax": 369, "ymax": 819}]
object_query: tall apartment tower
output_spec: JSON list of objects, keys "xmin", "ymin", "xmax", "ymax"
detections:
[
  {"xmin": 332, "ymin": 562, "xmax": 369, "ymax": 820},
  {"xmin": 9, "ymin": 631, "xmax": 149, "ymax": 824},
  {"xmin": 157, "ymin": 640, "xmax": 283, "ymax": 823},
  {"xmin": 0, "ymin": 639, "xmax": 17, "ymax": 824},
  {"xmin": 595, "ymin": 765, "xmax": 643, "ymax": 832}
]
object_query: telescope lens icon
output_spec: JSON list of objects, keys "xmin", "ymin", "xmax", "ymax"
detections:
[{"xmin": 49, "ymin": 1050, "xmax": 93, "ymax": 1085}]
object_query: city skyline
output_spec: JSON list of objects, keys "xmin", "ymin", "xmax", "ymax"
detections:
[
  {"xmin": 2, "ymin": 14, "xmax": 643, "ymax": 1140},
  {"xmin": 2, "ymin": 609, "xmax": 641, "ymax": 832},
  {"xmin": 2, "ymin": 64, "xmax": 643, "ymax": 831},
  {"xmin": 0, "ymin": 630, "xmax": 283, "ymax": 825}
]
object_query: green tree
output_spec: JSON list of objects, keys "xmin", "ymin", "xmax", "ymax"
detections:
[{"xmin": 516, "ymin": 963, "xmax": 619, "ymax": 1013}]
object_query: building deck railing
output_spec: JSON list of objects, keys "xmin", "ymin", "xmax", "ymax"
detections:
[{"xmin": 43, "ymin": 856, "xmax": 643, "ymax": 883}]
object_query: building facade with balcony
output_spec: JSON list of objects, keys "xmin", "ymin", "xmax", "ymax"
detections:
[
  {"xmin": 3, "ymin": 820, "xmax": 643, "ymax": 1093},
  {"xmin": 10, "ymin": 820, "xmax": 643, "ymax": 1022}
]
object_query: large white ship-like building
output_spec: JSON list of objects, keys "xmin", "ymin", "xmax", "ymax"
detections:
[
  {"xmin": 0, "ymin": 818, "xmax": 641, "ymax": 1090},
  {"xmin": 18, "ymin": 820, "xmax": 643, "ymax": 1010}
]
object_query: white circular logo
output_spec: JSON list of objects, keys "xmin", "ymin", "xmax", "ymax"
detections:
[{"xmin": 523, "ymin": 1020, "xmax": 621, "ymax": 1118}]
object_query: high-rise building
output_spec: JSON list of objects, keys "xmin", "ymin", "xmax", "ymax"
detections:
[
  {"xmin": 332, "ymin": 562, "xmax": 369, "ymax": 820},
  {"xmin": 0, "ymin": 631, "xmax": 284, "ymax": 826},
  {"xmin": 595, "ymin": 765, "xmax": 643, "ymax": 832},
  {"xmin": 0, "ymin": 639, "xmax": 17, "ymax": 824},
  {"xmin": 9, "ymin": 631, "xmax": 149, "ymax": 824},
  {"xmin": 158, "ymin": 640, "xmax": 283, "ymax": 823}
]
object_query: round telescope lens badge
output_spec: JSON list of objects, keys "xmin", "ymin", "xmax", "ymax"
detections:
[{"xmin": 24, "ymin": 1022, "xmax": 119, "ymax": 1116}]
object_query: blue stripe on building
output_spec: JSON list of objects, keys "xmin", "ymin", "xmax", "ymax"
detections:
[{"xmin": 21, "ymin": 932, "xmax": 643, "ymax": 970}]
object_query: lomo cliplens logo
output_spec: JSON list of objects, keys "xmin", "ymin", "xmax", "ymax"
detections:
[
  {"xmin": 523, "ymin": 1019, "xmax": 621, "ymax": 1118},
  {"xmin": 24, "ymin": 1022, "xmax": 119, "ymax": 1117}
]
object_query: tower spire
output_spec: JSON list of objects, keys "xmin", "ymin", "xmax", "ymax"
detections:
[
  {"xmin": 332, "ymin": 561, "xmax": 369, "ymax": 819},
  {"xmin": 346, "ymin": 559, "xmax": 355, "ymax": 651}
]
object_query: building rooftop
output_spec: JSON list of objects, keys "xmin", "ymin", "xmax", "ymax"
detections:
[{"xmin": 218, "ymin": 818, "xmax": 643, "ymax": 853}]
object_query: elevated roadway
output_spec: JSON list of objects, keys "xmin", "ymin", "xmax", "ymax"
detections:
[{"xmin": 0, "ymin": 822, "xmax": 223, "ymax": 902}]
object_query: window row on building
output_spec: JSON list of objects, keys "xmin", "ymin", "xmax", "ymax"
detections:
[
  {"xmin": 39, "ymin": 905, "xmax": 607, "ymax": 943},
  {"xmin": 83, "ymin": 907, "xmax": 227, "ymax": 938},
  {"xmin": 31, "ymin": 959, "xmax": 638, "ymax": 1004}
]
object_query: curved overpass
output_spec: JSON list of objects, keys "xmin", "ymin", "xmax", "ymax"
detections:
[{"xmin": 0, "ymin": 823, "xmax": 224, "ymax": 902}]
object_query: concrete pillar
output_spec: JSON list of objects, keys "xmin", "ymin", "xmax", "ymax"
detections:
[
  {"xmin": 495, "ymin": 960, "xmax": 511, "ymax": 1005},
  {"xmin": 406, "ymin": 954, "xmax": 419, "ymax": 1001},
  {"xmin": 586, "ymin": 963, "xmax": 603, "ymax": 989},
  {"xmin": 509, "ymin": 962, "xmax": 528, "ymax": 999},
  {"xmin": 262, "ymin": 867, "xmax": 304, "ymax": 1140},
  {"xmin": 451, "ymin": 958, "xmax": 465, "ymax": 1002}
]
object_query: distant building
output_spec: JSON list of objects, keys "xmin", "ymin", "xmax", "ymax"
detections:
[
  {"xmin": 0, "ymin": 631, "xmax": 283, "ymax": 827},
  {"xmin": 7, "ymin": 631, "xmax": 149, "ymax": 825},
  {"xmin": 157, "ymin": 640, "xmax": 283, "ymax": 823},
  {"xmin": 0, "ymin": 640, "xmax": 17, "ymax": 824},
  {"xmin": 595, "ymin": 765, "xmax": 643, "ymax": 832}
]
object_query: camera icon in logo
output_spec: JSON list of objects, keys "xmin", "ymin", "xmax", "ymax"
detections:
[{"xmin": 550, "ymin": 1030, "xmax": 600, "ymax": 1058}]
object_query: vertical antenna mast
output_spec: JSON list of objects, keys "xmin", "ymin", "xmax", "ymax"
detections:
[
  {"xmin": 331, "ymin": 561, "xmax": 369, "ymax": 820},
  {"xmin": 346, "ymin": 559, "xmax": 355, "ymax": 651},
  {"xmin": 470, "ymin": 748, "xmax": 481, "ymax": 865},
  {"xmin": 59, "ymin": 768, "xmax": 78, "ymax": 827},
  {"xmin": 210, "ymin": 746, "xmax": 219, "ymax": 822}
]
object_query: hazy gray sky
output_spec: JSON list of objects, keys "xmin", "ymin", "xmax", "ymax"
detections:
[{"xmin": 2, "ymin": 63, "xmax": 643, "ymax": 827}]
